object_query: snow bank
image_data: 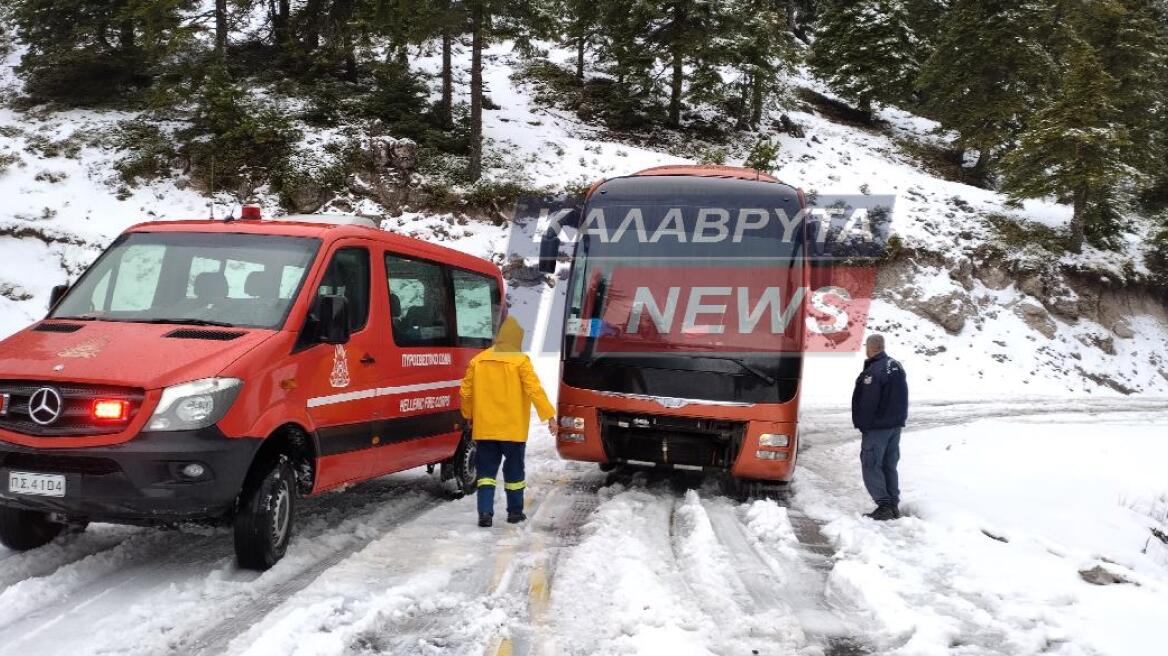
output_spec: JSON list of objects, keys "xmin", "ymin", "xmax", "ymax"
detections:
[{"xmin": 796, "ymin": 413, "xmax": 1168, "ymax": 655}]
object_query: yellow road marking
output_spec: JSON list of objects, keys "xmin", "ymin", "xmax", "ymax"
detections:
[{"xmin": 486, "ymin": 636, "xmax": 512, "ymax": 656}]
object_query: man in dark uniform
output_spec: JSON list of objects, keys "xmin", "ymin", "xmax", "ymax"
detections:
[{"xmin": 851, "ymin": 334, "xmax": 909, "ymax": 521}]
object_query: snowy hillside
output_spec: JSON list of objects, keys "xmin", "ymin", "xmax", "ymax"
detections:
[{"xmin": 2, "ymin": 38, "xmax": 1167, "ymax": 399}]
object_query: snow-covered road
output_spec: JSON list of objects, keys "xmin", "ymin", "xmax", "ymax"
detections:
[{"xmin": 1, "ymin": 398, "xmax": 1165, "ymax": 656}]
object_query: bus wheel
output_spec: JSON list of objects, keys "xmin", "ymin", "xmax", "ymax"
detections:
[
  {"xmin": 0, "ymin": 507, "xmax": 64, "ymax": 551},
  {"xmin": 441, "ymin": 432, "xmax": 477, "ymax": 499},
  {"xmin": 234, "ymin": 455, "xmax": 296, "ymax": 571}
]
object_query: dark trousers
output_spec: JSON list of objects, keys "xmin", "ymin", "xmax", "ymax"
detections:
[
  {"xmin": 475, "ymin": 439, "xmax": 526, "ymax": 516},
  {"xmin": 860, "ymin": 427, "xmax": 901, "ymax": 506}
]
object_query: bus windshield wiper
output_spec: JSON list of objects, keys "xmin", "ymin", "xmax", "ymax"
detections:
[
  {"xmin": 51, "ymin": 315, "xmax": 100, "ymax": 321},
  {"xmin": 694, "ymin": 355, "xmax": 777, "ymax": 386},
  {"xmin": 135, "ymin": 318, "xmax": 237, "ymax": 328}
]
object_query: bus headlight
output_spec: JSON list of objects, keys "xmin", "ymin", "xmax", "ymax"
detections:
[
  {"xmin": 756, "ymin": 450, "xmax": 790, "ymax": 461},
  {"xmin": 759, "ymin": 433, "xmax": 789, "ymax": 448},
  {"xmin": 148, "ymin": 378, "xmax": 243, "ymax": 431},
  {"xmin": 559, "ymin": 416, "xmax": 585, "ymax": 430}
]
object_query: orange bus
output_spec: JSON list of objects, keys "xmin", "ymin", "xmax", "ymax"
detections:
[
  {"xmin": 0, "ymin": 209, "xmax": 500, "ymax": 568},
  {"xmin": 540, "ymin": 166, "xmax": 808, "ymax": 496}
]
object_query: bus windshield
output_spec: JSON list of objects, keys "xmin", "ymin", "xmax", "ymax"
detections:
[
  {"xmin": 51, "ymin": 232, "xmax": 321, "ymax": 329},
  {"xmin": 563, "ymin": 200, "xmax": 807, "ymax": 361}
]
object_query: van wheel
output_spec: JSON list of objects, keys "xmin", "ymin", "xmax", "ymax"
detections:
[
  {"xmin": 0, "ymin": 507, "xmax": 64, "ymax": 551},
  {"xmin": 234, "ymin": 456, "xmax": 296, "ymax": 571},
  {"xmin": 441, "ymin": 432, "xmax": 477, "ymax": 499}
]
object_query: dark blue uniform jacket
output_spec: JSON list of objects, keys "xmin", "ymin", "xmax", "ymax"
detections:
[{"xmin": 851, "ymin": 352, "xmax": 909, "ymax": 431}]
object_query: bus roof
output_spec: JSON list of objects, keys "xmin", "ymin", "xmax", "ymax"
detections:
[{"xmin": 629, "ymin": 164, "xmax": 783, "ymax": 184}]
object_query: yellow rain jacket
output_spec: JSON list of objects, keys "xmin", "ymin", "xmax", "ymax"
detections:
[{"xmin": 460, "ymin": 317, "xmax": 555, "ymax": 442}]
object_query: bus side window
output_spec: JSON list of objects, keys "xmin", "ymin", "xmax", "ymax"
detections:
[
  {"xmin": 385, "ymin": 254, "xmax": 453, "ymax": 347},
  {"xmin": 451, "ymin": 269, "xmax": 499, "ymax": 349}
]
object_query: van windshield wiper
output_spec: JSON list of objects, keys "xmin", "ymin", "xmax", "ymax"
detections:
[{"xmin": 135, "ymin": 318, "xmax": 237, "ymax": 328}]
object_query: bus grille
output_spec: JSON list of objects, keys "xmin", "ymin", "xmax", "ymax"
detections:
[{"xmin": 599, "ymin": 412, "xmax": 744, "ymax": 469}]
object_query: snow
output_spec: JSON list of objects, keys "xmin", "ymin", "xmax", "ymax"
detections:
[
  {"xmin": 794, "ymin": 411, "xmax": 1168, "ymax": 656},
  {"xmin": 1, "ymin": 22, "xmax": 1168, "ymax": 656}
]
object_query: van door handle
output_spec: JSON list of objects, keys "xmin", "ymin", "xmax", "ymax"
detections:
[{"xmin": 359, "ymin": 354, "xmax": 376, "ymax": 365}]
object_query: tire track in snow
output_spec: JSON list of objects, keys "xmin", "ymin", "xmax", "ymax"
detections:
[
  {"xmin": 0, "ymin": 475, "xmax": 444, "ymax": 656},
  {"xmin": 702, "ymin": 498, "xmax": 872, "ymax": 655}
]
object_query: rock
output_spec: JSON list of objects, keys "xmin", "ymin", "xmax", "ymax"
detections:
[
  {"xmin": 949, "ymin": 258, "xmax": 974, "ymax": 291},
  {"xmin": 1047, "ymin": 295, "xmax": 1080, "ymax": 320},
  {"xmin": 914, "ymin": 290, "xmax": 973, "ymax": 334},
  {"xmin": 371, "ymin": 136, "xmax": 419, "ymax": 171},
  {"xmin": 286, "ymin": 183, "xmax": 329, "ymax": 214},
  {"xmin": 1018, "ymin": 275, "xmax": 1045, "ymax": 299},
  {"xmin": 1079, "ymin": 565, "xmax": 1132, "ymax": 586},
  {"xmin": 501, "ymin": 256, "xmax": 546, "ymax": 287},
  {"xmin": 777, "ymin": 113, "xmax": 805, "ymax": 138},
  {"xmin": 975, "ymin": 265, "xmax": 1011, "ymax": 291},
  {"xmin": 1111, "ymin": 318, "xmax": 1135, "ymax": 339},
  {"xmin": 1014, "ymin": 302, "xmax": 1057, "ymax": 339},
  {"xmin": 1078, "ymin": 332, "xmax": 1116, "ymax": 355}
]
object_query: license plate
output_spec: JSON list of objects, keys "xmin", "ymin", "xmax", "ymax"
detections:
[{"xmin": 8, "ymin": 471, "xmax": 66, "ymax": 497}]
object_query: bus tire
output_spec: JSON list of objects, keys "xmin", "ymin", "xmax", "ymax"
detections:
[
  {"xmin": 0, "ymin": 506, "xmax": 64, "ymax": 551},
  {"xmin": 441, "ymin": 431, "xmax": 477, "ymax": 499},
  {"xmin": 234, "ymin": 455, "xmax": 295, "ymax": 571}
]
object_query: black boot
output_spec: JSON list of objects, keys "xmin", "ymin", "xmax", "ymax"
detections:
[
  {"xmin": 506, "ymin": 511, "xmax": 527, "ymax": 524},
  {"xmin": 478, "ymin": 513, "xmax": 493, "ymax": 528},
  {"xmin": 864, "ymin": 504, "xmax": 897, "ymax": 521}
]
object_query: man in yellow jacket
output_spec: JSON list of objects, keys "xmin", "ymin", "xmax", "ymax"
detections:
[{"xmin": 460, "ymin": 316, "xmax": 556, "ymax": 527}]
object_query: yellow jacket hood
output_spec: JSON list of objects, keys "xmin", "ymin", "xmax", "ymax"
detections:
[{"xmin": 494, "ymin": 316, "xmax": 524, "ymax": 352}]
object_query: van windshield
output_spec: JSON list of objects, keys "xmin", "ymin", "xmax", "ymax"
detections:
[{"xmin": 51, "ymin": 232, "xmax": 321, "ymax": 329}]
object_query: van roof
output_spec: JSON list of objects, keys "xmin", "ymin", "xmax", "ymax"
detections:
[{"xmin": 125, "ymin": 217, "xmax": 497, "ymax": 275}]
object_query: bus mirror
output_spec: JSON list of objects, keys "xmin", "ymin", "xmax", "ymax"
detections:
[
  {"xmin": 538, "ymin": 230, "xmax": 561, "ymax": 274},
  {"xmin": 48, "ymin": 284, "xmax": 69, "ymax": 311},
  {"xmin": 314, "ymin": 294, "xmax": 351, "ymax": 344}
]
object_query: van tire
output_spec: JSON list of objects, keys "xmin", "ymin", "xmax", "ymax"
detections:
[
  {"xmin": 0, "ymin": 507, "xmax": 64, "ymax": 551},
  {"xmin": 234, "ymin": 456, "xmax": 296, "ymax": 571},
  {"xmin": 441, "ymin": 431, "xmax": 477, "ymax": 499}
]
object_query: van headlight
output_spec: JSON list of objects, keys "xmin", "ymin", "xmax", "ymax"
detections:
[{"xmin": 147, "ymin": 378, "xmax": 243, "ymax": 431}]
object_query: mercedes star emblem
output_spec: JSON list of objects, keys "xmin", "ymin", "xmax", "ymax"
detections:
[{"xmin": 28, "ymin": 387, "xmax": 63, "ymax": 426}]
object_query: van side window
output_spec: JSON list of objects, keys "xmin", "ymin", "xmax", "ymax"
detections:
[
  {"xmin": 385, "ymin": 254, "xmax": 453, "ymax": 347},
  {"xmin": 317, "ymin": 248, "xmax": 371, "ymax": 332},
  {"xmin": 451, "ymin": 269, "xmax": 500, "ymax": 348}
]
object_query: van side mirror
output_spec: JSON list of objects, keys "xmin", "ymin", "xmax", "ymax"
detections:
[
  {"xmin": 48, "ymin": 284, "xmax": 69, "ymax": 311},
  {"xmin": 314, "ymin": 294, "xmax": 351, "ymax": 344},
  {"xmin": 538, "ymin": 230, "xmax": 561, "ymax": 274}
]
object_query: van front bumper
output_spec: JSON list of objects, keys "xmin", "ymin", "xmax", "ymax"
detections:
[{"xmin": 0, "ymin": 428, "xmax": 260, "ymax": 524}]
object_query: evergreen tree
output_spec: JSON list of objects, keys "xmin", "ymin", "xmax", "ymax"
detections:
[
  {"xmin": 808, "ymin": 0, "xmax": 921, "ymax": 119},
  {"xmin": 1001, "ymin": 34, "xmax": 1132, "ymax": 253},
  {"xmin": 712, "ymin": 0, "xmax": 797, "ymax": 129},
  {"xmin": 10, "ymin": 0, "xmax": 196, "ymax": 105},
  {"xmin": 917, "ymin": 1, "xmax": 1054, "ymax": 181}
]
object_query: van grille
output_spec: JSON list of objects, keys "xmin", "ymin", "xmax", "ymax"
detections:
[
  {"xmin": 0, "ymin": 451, "xmax": 121, "ymax": 475},
  {"xmin": 0, "ymin": 381, "xmax": 144, "ymax": 437}
]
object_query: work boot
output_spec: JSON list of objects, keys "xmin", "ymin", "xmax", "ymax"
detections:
[
  {"xmin": 478, "ymin": 513, "xmax": 493, "ymax": 528},
  {"xmin": 506, "ymin": 512, "xmax": 527, "ymax": 524},
  {"xmin": 890, "ymin": 504, "xmax": 901, "ymax": 519},
  {"xmin": 864, "ymin": 505, "xmax": 897, "ymax": 521}
]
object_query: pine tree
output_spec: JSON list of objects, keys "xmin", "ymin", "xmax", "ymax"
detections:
[
  {"xmin": 9, "ymin": 0, "xmax": 195, "ymax": 105},
  {"xmin": 808, "ymin": 0, "xmax": 921, "ymax": 119},
  {"xmin": 1001, "ymin": 34, "xmax": 1131, "ymax": 253},
  {"xmin": 715, "ymin": 0, "xmax": 797, "ymax": 129},
  {"xmin": 917, "ymin": 1, "xmax": 1054, "ymax": 182}
]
